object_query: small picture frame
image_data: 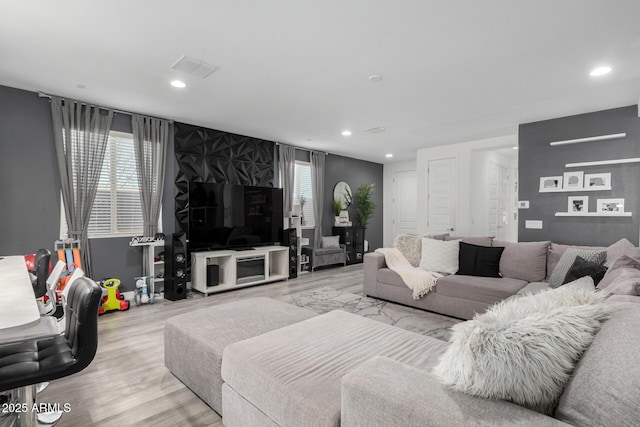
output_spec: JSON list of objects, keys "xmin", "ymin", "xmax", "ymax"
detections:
[
  {"xmin": 597, "ymin": 198, "xmax": 624, "ymax": 214},
  {"xmin": 567, "ymin": 196, "xmax": 589, "ymax": 215},
  {"xmin": 568, "ymin": 196, "xmax": 588, "ymax": 214},
  {"xmin": 563, "ymin": 171, "xmax": 584, "ymax": 190},
  {"xmin": 539, "ymin": 176, "xmax": 563, "ymax": 192},
  {"xmin": 585, "ymin": 173, "xmax": 611, "ymax": 190}
]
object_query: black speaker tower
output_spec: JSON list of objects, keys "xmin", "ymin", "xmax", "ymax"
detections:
[
  {"xmin": 165, "ymin": 233, "xmax": 187, "ymax": 300},
  {"xmin": 282, "ymin": 228, "xmax": 298, "ymax": 279}
]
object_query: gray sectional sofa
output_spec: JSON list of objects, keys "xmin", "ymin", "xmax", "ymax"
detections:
[
  {"xmin": 166, "ymin": 294, "xmax": 640, "ymax": 426},
  {"xmin": 164, "ymin": 236, "xmax": 640, "ymax": 426},
  {"xmin": 363, "ymin": 235, "xmax": 629, "ymax": 319}
]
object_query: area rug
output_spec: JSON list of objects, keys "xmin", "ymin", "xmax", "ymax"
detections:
[{"xmin": 279, "ymin": 286, "xmax": 461, "ymax": 341}]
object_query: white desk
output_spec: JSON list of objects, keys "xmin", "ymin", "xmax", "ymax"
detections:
[
  {"xmin": 0, "ymin": 255, "xmax": 42, "ymax": 331},
  {"xmin": 0, "ymin": 255, "xmax": 61, "ymax": 427}
]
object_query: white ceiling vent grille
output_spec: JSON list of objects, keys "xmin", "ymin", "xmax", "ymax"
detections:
[
  {"xmin": 171, "ymin": 55, "xmax": 219, "ymax": 79},
  {"xmin": 364, "ymin": 126, "xmax": 386, "ymax": 134}
]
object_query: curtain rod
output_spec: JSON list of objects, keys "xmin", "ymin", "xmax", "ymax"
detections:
[
  {"xmin": 38, "ymin": 91, "xmax": 174, "ymax": 124},
  {"xmin": 276, "ymin": 142, "xmax": 329, "ymax": 155}
]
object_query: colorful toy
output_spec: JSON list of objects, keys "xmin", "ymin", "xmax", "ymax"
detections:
[
  {"xmin": 98, "ymin": 278, "xmax": 130, "ymax": 315},
  {"xmin": 134, "ymin": 275, "xmax": 154, "ymax": 305}
]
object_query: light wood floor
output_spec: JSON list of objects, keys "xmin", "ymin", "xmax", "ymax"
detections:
[{"xmin": 41, "ymin": 264, "xmax": 365, "ymax": 427}]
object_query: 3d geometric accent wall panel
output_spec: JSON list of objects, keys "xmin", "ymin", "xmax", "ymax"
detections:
[{"xmin": 174, "ymin": 122, "xmax": 275, "ymax": 233}]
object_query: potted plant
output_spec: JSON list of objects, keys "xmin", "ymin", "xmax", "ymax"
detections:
[
  {"xmin": 353, "ymin": 183, "xmax": 376, "ymax": 228},
  {"xmin": 333, "ymin": 198, "xmax": 342, "ymax": 226}
]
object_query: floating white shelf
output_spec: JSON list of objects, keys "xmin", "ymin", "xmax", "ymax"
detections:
[
  {"xmin": 540, "ymin": 186, "xmax": 611, "ymax": 193},
  {"xmin": 550, "ymin": 133, "xmax": 626, "ymax": 146},
  {"xmin": 555, "ymin": 212, "xmax": 632, "ymax": 217},
  {"xmin": 565, "ymin": 158, "xmax": 640, "ymax": 168}
]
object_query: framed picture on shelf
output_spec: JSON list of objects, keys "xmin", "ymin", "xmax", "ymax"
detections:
[
  {"xmin": 539, "ymin": 176, "xmax": 563, "ymax": 192},
  {"xmin": 563, "ymin": 171, "xmax": 584, "ymax": 190},
  {"xmin": 585, "ymin": 173, "xmax": 611, "ymax": 190},
  {"xmin": 568, "ymin": 196, "xmax": 588, "ymax": 214},
  {"xmin": 597, "ymin": 198, "xmax": 624, "ymax": 214}
]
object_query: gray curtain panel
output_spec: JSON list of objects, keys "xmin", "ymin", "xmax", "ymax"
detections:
[
  {"xmin": 279, "ymin": 144, "xmax": 296, "ymax": 216},
  {"xmin": 51, "ymin": 97, "xmax": 113, "ymax": 278},
  {"xmin": 311, "ymin": 152, "xmax": 325, "ymax": 248},
  {"xmin": 132, "ymin": 115, "xmax": 168, "ymax": 237}
]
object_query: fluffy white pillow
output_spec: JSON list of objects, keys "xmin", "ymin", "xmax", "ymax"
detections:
[
  {"xmin": 432, "ymin": 285, "xmax": 610, "ymax": 414},
  {"xmin": 419, "ymin": 238, "xmax": 459, "ymax": 274}
]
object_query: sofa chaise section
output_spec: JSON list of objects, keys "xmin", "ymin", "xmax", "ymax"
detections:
[
  {"xmin": 221, "ymin": 310, "xmax": 449, "ymax": 427},
  {"xmin": 164, "ymin": 297, "xmax": 316, "ymax": 414}
]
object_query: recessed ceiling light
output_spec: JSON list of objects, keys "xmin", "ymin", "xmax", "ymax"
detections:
[
  {"xmin": 368, "ymin": 74, "xmax": 383, "ymax": 82},
  {"xmin": 385, "ymin": 153, "xmax": 393, "ymax": 158},
  {"xmin": 341, "ymin": 130, "xmax": 352, "ymax": 136},
  {"xmin": 590, "ymin": 66, "xmax": 612, "ymax": 77},
  {"xmin": 170, "ymin": 80, "xmax": 186, "ymax": 88}
]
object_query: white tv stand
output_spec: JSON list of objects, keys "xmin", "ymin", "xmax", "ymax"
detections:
[{"xmin": 191, "ymin": 246, "xmax": 289, "ymax": 295}]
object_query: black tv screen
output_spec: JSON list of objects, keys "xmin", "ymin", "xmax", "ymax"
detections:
[{"xmin": 188, "ymin": 182, "xmax": 284, "ymax": 251}]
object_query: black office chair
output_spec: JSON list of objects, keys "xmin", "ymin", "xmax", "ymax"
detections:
[
  {"xmin": 31, "ymin": 248, "xmax": 51, "ymax": 299},
  {"xmin": 0, "ymin": 277, "xmax": 102, "ymax": 426}
]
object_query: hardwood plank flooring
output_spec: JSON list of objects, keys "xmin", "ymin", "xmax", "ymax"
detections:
[{"xmin": 40, "ymin": 264, "xmax": 365, "ymax": 426}]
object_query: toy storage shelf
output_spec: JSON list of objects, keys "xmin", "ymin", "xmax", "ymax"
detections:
[{"xmin": 129, "ymin": 240, "xmax": 165, "ymax": 296}]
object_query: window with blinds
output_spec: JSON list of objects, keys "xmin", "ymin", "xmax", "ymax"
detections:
[
  {"xmin": 61, "ymin": 130, "xmax": 144, "ymax": 238},
  {"xmin": 294, "ymin": 161, "xmax": 315, "ymax": 227},
  {"xmin": 88, "ymin": 131, "xmax": 143, "ymax": 237}
]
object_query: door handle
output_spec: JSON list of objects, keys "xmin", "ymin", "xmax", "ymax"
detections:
[{"xmin": 447, "ymin": 227, "xmax": 455, "ymax": 231}]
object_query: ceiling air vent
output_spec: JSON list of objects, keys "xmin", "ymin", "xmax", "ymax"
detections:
[
  {"xmin": 171, "ymin": 55, "xmax": 219, "ymax": 79},
  {"xmin": 364, "ymin": 126, "xmax": 386, "ymax": 134}
]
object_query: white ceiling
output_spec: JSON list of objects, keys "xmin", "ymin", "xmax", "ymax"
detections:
[{"xmin": 2, "ymin": 1, "xmax": 640, "ymax": 163}]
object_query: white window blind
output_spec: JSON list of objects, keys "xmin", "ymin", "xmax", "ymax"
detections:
[
  {"xmin": 294, "ymin": 161, "xmax": 315, "ymax": 227},
  {"xmin": 61, "ymin": 131, "xmax": 144, "ymax": 238}
]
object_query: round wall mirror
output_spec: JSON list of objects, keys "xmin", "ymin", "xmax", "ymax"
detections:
[{"xmin": 333, "ymin": 181, "xmax": 352, "ymax": 209}]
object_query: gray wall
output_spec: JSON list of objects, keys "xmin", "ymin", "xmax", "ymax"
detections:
[
  {"xmin": 0, "ymin": 85, "xmax": 145, "ymax": 290},
  {"xmin": 322, "ymin": 155, "xmax": 384, "ymax": 250},
  {"xmin": 292, "ymin": 149, "xmax": 384, "ymax": 252},
  {"xmin": 0, "ymin": 86, "xmax": 60, "ymax": 255},
  {"xmin": 519, "ymin": 105, "xmax": 640, "ymax": 245}
]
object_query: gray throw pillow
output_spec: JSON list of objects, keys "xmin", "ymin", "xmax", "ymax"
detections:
[
  {"xmin": 602, "ymin": 268, "xmax": 640, "ymax": 296},
  {"xmin": 549, "ymin": 248, "xmax": 606, "ymax": 288},
  {"xmin": 598, "ymin": 254, "xmax": 640, "ymax": 290},
  {"xmin": 605, "ymin": 238, "xmax": 640, "ymax": 268},
  {"xmin": 493, "ymin": 240, "xmax": 549, "ymax": 282},
  {"xmin": 320, "ymin": 236, "xmax": 340, "ymax": 249}
]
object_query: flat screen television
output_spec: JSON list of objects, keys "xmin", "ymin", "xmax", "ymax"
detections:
[{"xmin": 188, "ymin": 182, "xmax": 284, "ymax": 251}]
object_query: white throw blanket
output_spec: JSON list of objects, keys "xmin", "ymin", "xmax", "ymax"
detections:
[{"xmin": 375, "ymin": 247, "xmax": 443, "ymax": 300}]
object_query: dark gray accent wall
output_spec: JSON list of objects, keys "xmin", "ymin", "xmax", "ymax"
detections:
[
  {"xmin": 321, "ymin": 155, "xmax": 384, "ymax": 251},
  {"xmin": 0, "ymin": 86, "xmax": 60, "ymax": 255},
  {"xmin": 0, "ymin": 85, "xmax": 151, "ymax": 290},
  {"xmin": 519, "ymin": 105, "xmax": 640, "ymax": 245}
]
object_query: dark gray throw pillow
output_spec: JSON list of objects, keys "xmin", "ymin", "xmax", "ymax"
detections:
[
  {"xmin": 562, "ymin": 256, "xmax": 608, "ymax": 286},
  {"xmin": 457, "ymin": 242, "xmax": 504, "ymax": 278}
]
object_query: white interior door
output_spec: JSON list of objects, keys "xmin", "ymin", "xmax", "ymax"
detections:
[
  {"xmin": 427, "ymin": 157, "xmax": 458, "ymax": 234},
  {"xmin": 393, "ymin": 171, "xmax": 417, "ymax": 237},
  {"xmin": 489, "ymin": 162, "xmax": 509, "ymax": 240}
]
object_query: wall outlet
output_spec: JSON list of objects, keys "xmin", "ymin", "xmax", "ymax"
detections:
[
  {"xmin": 525, "ymin": 220, "xmax": 543, "ymax": 229},
  {"xmin": 518, "ymin": 201, "xmax": 530, "ymax": 209}
]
